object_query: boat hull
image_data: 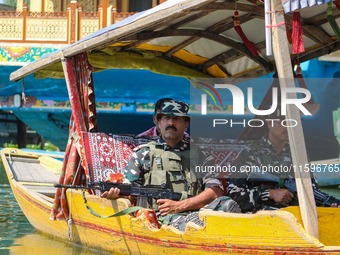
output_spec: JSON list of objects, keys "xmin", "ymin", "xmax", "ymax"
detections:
[{"xmin": 2, "ymin": 149, "xmax": 340, "ymax": 254}]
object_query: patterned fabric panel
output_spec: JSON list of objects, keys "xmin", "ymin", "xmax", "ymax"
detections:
[
  {"xmin": 191, "ymin": 137, "xmax": 248, "ymax": 179},
  {"xmin": 282, "ymin": 0, "xmax": 334, "ymax": 13},
  {"xmin": 82, "ymin": 132, "xmax": 152, "ymax": 183},
  {"xmin": 193, "ymin": 138, "xmax": 246, "ymax": 163},
  {"xmin": 81, "ymin": 133, "xmax": 249, "ymax": 195}
]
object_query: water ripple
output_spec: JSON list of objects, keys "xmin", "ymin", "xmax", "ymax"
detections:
[{"xmin": 0, "ymin": 183, "xmax": 109, "ymax": 254}]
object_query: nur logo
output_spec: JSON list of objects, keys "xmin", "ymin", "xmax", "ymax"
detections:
[{"xmin": 200, "ymin": 84, "xmax": 312, "ymax": 116}]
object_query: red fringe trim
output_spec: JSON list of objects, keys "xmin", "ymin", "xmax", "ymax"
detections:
[
  {"xmin": 292, "ymin": 10, "xmax": 305, "ymax": 54},
  {"xmin": 334, "ymin": 0, "xmax": 340, "ymax": 9},
  {"xmin": 234, "ymin": 11, "xmax": 260, "ymax": 56}
]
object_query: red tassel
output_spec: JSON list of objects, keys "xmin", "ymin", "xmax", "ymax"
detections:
[
  {"xmin": 234, "ymin": 11, "xmax": 260, "ymax": 56},
  {"xmin": 295, "ymin": 62, "xmax": 314, "ymax": 104},
  {"xmin": 292, "ymin": 10, "xmax": 305, "ymax": 54},
  {"xmin": 334, "ymin": 0, "xmax": 340, "ymax": 9}
]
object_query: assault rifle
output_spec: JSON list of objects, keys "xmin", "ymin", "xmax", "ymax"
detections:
[
  {"xmin": 283, "ymin": 178, "xmax": 340, "ymax": 207},
  {"xmin": 247, "ymin": 171, "xmax": 340, "ymax": 207},
  {"xmin": 54, "ymin": 182, "xmax": 189, "ymax": 201}
]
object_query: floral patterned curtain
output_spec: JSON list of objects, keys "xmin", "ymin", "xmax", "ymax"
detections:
[{"xmin": 50, "ymin": 52, "xmax": 97, "ymax": 220}]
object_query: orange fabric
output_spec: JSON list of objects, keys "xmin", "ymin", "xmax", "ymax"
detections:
[
  {"xmin": 135, "ymin": 209, "xmax": 161, "ymax": 229},
  {"xmin": 105, "ymin": 173, "xmax": 124, "ymax": 183}
]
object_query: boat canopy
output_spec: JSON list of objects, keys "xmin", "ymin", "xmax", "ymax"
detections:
[{"xmin": 10, "ymin": 0, "xmax": 340, "ymax": 81}]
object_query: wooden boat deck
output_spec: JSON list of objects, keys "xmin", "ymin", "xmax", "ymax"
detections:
[
  {"xmin": 6, "ymin": 155, "xmax": 59, "ymax": 197},
  {"xmin": 6, "ymin": 156, "xmax": 59, "ymax": 183}
]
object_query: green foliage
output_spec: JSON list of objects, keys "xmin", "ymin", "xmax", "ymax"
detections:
[
  {"xmin": 3, "ymin": 141, "xmax": 59, "ymax": 151},
  {"xmin": 26, "ymin": 144, "xmax": 41, "ymax": 150},
  {"xmin": 43, "ymin": 142, "xmax": 59, "ymax": 151},
  {"xmin": 3, "ymin": 143, "xmax": 18, "ymax": 148}
]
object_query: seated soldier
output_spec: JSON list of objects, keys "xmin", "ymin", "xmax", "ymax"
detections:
[
  {"xmin": 137, "ymin": 97, "xmax": 189, "ymax": 138},
  {"xmin": 102, "ymin": 99, "xmax": 240, "ymax": 230},
  {"xmin": 227, "ymin": 109, "xmax": 339, "ymax": 213}
]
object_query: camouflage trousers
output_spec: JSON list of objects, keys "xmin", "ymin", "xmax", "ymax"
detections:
[{"xmin": 158, "ymin": 196, "xmax": 241, "ymax": 231}]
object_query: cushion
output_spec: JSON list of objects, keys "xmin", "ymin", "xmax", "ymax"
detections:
[{"xmin": 81, "ymin": 132, "xmax": 152, "ymax": 183}]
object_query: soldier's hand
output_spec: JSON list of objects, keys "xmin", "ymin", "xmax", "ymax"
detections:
[
  {"xmin": 157, "ymin": 199, "xmax": 181, "ymax": 216},
  {"xmin": 269, "ymin": 189, "xmax": 294, "ymax": 206},
  {"xmin": 331, "ymin": 203, "xmax": 340, "ymax": 208},
  {"xmin": 101, "ymin": 187, "xmax": 120, "ymax": 200}
]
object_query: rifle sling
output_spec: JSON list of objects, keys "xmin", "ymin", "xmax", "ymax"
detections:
[{"xmin": 81, "ymin": 191, "xmax": 143, "ymax": 218}]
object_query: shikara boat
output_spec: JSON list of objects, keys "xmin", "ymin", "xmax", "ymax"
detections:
[
  {"xmin": 3, "ymin": 0, "xmax": 340, "ymax": 254},
  {"xmin": 2, "ymin": 148, "xmax": 340, "ymax": 254}
]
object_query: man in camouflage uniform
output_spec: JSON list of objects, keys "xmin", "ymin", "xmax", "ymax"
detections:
[
  {"xmin": 102, "ymin": 99, "xmax": 240, "ymax": 230},
  {"xmin": 226, "ymin": 121, "xmax": 295, "ymax": 212},
  {"xmin": 227, "ymin": 110, "xmax": 339, "ymax": 213}
]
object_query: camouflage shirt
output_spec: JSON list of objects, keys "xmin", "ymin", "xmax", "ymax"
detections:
[
  {"xmin": 226, "ymin": 135, "xmax": 318, "ymax": 212},
  {"xmin": 124, "ymin": 136, "xmax": 224, "ymax": 191}
]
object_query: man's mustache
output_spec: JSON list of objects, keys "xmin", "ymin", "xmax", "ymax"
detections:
[{"xmin": 166, "ymin": 125, "xmax": 177, "ymax": 131}]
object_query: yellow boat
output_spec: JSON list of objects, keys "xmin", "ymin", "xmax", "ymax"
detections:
[
  {"xmin": 4, "ymin": 0, "xmax": 340, "ymax": 253},
  {"xmin": 2, "ymin": 148, "xmax": 340, "ymax": 254}
]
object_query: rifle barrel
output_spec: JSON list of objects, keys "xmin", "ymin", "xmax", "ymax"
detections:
[{"xmin": 54, "ymin": 184, "xmax": 99, "ymax": 190}]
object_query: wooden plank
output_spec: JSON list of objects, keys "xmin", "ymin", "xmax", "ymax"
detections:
[
  {"xmin": 126, "ymin": 29, "xmax": 271, "ymax": 69},
  {"xmin": 196, "ymin": 1, "xmax": 264, "ymax": 17},
  {"xmin": 201, "ymin": 49, "xmax": 243, "ymax": 70},
  {"xmin": 160, "ymin": 55, "xmax": 213, "ymax": 76},
  {"xmin": 165, "ymin": 37, "xmax": 199, "ymax": 56},
  {"xmin": 216, "ymin": 64, "xmax": 231, "ymax": 76},
  {"xmin": 271, "ymin": 0, "xmax": 319, "ymax": 239},
  {"xmin": 302, "ymin": 25, "xmax": 333, "ymax": 45},
  {"xmin": 124, "ymin": 9, "xmax": 214, "ymax": 51},
  {"xmin": 203, "ymin": 37, "xmax": 339, "ymax": 77},
  {"xmin": 165, "ymin": 13, "xmax": 254, "ymax": 57},
  {"xmin": 297, "ymin": 40, "xmax": 340, "ymax": 63},
  {"xmin": 165, "ymin": 14, "xmax": 243, "ymax": 57},
  {"xmin": 9, "ymin": 157, "xmax": 40, "ymax": 163},
  {"xmin": 304, "ymin": 9, "xmax": 340, "ymax": 26},
  {"xmin": 20, "ymin": 182, "xmax": 55, "ymax": 186},
  {"xmin": 203, "ymin": 32, "xmax": 338, "ymax": 71},
  {"xmin": 231, "ymin": 64, "xmax": 273, "ymax": 78},
  {"xmin": 169, "ymin": 10, "xmax": 212, "ymax": 29},
  {"xmin": 9, "ymin": 160, "xmax": 59, "ymax": 183},
  {"xmin": 9, "ymin": 51, "xmax": 61, "ymax": 82},
  {"xmin": 209, "ymin": 13, "xmax": 254, "ymax": 34},
  {"xmin": 201, "ymin": 41, "xmax": 266, "ymax": 70},
  {"xmin": 123, "ymin": 11, "xmax": 212, "ymax": 50},
  {"xmin": 199, "ymin": 2, "xmax": 331, "ymax": 46}
]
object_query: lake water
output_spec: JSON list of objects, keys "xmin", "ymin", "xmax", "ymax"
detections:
[{"xmin": 0, "ymin": 162, "xmax": 108, "ymax": 255}]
